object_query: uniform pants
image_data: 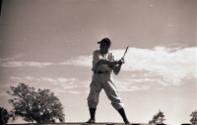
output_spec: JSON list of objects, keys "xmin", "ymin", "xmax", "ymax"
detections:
[{"xmin": 87, "ymin": 73, "xmax": 124, "ymax": 110}]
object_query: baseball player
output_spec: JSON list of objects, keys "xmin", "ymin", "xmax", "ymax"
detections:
[{"xmin": 86, "ymin": 38, "xmax": 130, "ymax": 124}]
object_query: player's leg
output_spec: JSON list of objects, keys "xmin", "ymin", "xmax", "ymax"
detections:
[
  {"xmin": 87, "ymin": 80, "xmax": 102, "ymax": 123},
  {"xmin": 103, "ymin": 80, "xmax": 130, "ymax": 124}
]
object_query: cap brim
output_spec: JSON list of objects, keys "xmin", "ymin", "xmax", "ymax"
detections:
[{"xmin": 97, "ymin": 41, "xmax": 101, "ymax": 44}]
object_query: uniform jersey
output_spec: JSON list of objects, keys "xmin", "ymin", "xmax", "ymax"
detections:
[{"xmin": 92, "ymin": 50, "xmax": 114, "ymax": 72}]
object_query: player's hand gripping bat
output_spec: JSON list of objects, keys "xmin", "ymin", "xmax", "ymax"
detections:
[{"xmin": 118, "ymin": 46, "xmax": 129, "ymax": 65}]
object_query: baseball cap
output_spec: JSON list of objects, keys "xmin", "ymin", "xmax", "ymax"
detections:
[{"xmin": 97, "ymin": 37, "xmax": 111, "ymax": 47}]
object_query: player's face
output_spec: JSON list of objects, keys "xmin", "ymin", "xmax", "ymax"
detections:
[{"xmin": 100, "ymin": 43, "xmax": 110, "ymax": 54}]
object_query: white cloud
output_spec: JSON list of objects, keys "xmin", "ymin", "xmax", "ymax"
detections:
[
  {"xmin": 8, "ymin": 76, "xmax": 150, "ymax": 94},
  {"xmin": 0, "ymin": 57, "xmax": 15, "ymax": 61},
  {"xmin": 2, "ymin": 47, "xmax": 197, "ymax": 87},
  {"xmin": 123, "ymin": 47, "xmax": 197, "ymax": 86},
  {"xmin": 1, "ymin": 61, "xmax": 56, "ymax": 68},
  {"xmin": 10, "ymin": 76, "xmax": 77, "ymax": 86},
  {"xmin": 61, "ymin": 47, "xmax": 197, "ymax": 86},
  {"xmin": 60, "ymin": 56, "xmax": 91, "ymax": 67},
  {"xmin": 9, "ymin": 76, "xmax": 81, "ymax": 94},
  {"xmin": 0, "ymin": 56, "xmax": 90, "ymax": 68},
  {"xmin": 114, "ymin": 78, "xmax": 151, "ymax": 92}
]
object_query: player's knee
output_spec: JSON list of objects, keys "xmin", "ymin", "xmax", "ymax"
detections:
[
  {"xmin": 110, "ymin": 97, "xmax": 124, "ymax": 109},
  {"xmin": 111, "ymin": 102, "xmax": 124, "ymax": 110},
  {"xmin": 88, "ymin": 98, "xmax": 98, "ymax": 108}
]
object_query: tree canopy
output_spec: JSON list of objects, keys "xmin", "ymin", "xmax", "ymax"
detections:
[
  {"xmin": 149, "ymin": 110, "xmax": 166, "ymax": 124},
  {"xmin": 0, "ymin": 106, "xmax": 9, "ymax": 125},
  {"xmin": 190, "ymin": 110, "xmax": 197, "ymax": 125},
  {"xmin": 7, "ymin": 83, "xmax": 65, "ymax": 123}
]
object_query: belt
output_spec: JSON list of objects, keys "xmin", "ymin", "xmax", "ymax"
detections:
[{"xmin": 94, "ymin": 71, "xmax": 109, "ymax": 74}]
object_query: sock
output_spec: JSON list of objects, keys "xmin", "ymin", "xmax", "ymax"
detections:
[
  {"xmin": 117, "ymin": 108, "xmax": 129, "ymax": 122},
  {"xmin": 89, "ymin": 108, "xmax": 96, "ymax": 120}
]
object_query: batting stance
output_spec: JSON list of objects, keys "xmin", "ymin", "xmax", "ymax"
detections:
[{"xmin": 86, "ymin": 38, "xmax": 130, "ymax": 124}]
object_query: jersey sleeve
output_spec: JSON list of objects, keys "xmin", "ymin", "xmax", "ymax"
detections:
[
  {"xmin": 108, "ymin": 52, "xmax": 115, "ymax": 62},
  {"xmin": 92, "ymin": 50, "xmax": 99, "ymax": 71},
  {"xmin": 92, "ymin": 50, "xmax": 98, "ymax": 66}
]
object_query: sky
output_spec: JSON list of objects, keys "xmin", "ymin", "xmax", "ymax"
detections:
[{"xmin": 0, "ymin": 0, "xmax": 197, "ymax": 124}]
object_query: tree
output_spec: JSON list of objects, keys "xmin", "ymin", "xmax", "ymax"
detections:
[
  {"xmin": 0, "ymin": 106, "xmax": 9, "ymax": 125},
  {"xmin": 190, "ymin": 110, "xmax": 197, "ymax": 125},
  {"xmin": 7, "ymin": 83, "xmax": 65, "ymax": 123},
  {"xmin": 149, "ymin": 110, "xmax": 166, "ymax": 124}
]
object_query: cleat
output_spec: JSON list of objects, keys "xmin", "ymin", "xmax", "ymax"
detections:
[
  {"xmin": 124, "ymin": 120, "xmax": 131, "ymax": 125},
  {"xmin": 86, "ymin": 119, "xmax": 95, "ymax": 124}
]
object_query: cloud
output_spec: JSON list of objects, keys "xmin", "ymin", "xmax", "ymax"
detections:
[
  {"xmin": 1, "ymin": 47, "xmax": 196, "ymax": 87},
  {"xmin": 61, "ymin": 47, "xmax": 197, "ymax": 86},
  {"xmin": 114, "ymin": 78, "xmax": 151, "ymax": 92},
  {"xmin": 0, "ymin": 61, "xmax": 56, "ymax": 68},
  {"xmin": 123, "ymin": 47, "xmax": 197, "ymax": 86},
  {"xmin": 10, "ymin": 76, "xmax": 77, "ymax": 86},
  {"xmin": 59, "ymin": 55, "xmax": 91, "ymax": 67},
  {"xmin": 0, "ymin": 56, "xmax": 90, "ymax": 68},
  {"xmin": 9, "ymin": 76, "xmax": 80, "ymax": 94},
  {"xmin": 8, "ymin": 76, "xmax": 150, "ymax": 94},
  {"xmin": 0, "ymin": 57, "xmax": 15, "ymax": 61}
]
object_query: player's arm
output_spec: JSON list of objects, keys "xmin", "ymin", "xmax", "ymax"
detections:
[
  {"xmin": 107, "ymin": 53, "xmax": 124, "ymax": 75},
  {"xmin": 112, "ymin": 59, "xmax": 124, "ymax": 75}
]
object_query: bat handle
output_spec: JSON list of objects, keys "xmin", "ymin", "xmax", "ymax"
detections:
[{"xmin": 120, "ymin": 57, "xmax": 125, "ymax": 64}]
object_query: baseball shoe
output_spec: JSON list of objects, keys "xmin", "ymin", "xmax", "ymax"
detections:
[
  {"xmin": 124, "ymin": 120, "xmax": 130, "ymax": 125},
  {"xmin": 86, "ymin": 119, "xmax": 95, "ymax": 124}
]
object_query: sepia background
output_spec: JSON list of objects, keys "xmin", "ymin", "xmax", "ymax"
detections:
[{"xmin": 0, "ymin": 0, "xmax": 197, "ymax": 124}]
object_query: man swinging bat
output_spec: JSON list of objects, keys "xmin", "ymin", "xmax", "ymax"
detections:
[{"xmin": 86, "ymin": 37, "xmax": 130, "ymax": 125}]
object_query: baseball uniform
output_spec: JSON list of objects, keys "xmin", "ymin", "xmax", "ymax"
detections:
[{"xmin": 87, "ymin": 50, "xmax": 124, "ymax": 110}]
